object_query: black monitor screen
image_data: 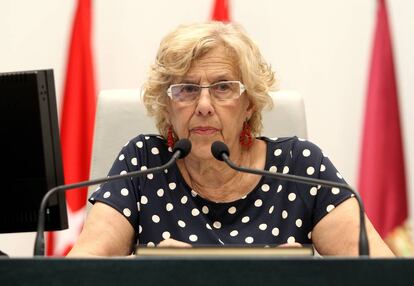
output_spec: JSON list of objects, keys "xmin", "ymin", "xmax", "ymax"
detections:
[{"xmin": 0, "ymin": 69, "xmax": 68, "ymax": 233}]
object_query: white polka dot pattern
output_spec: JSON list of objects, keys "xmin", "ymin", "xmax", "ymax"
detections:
[
  {"xmin": 90, "ymin": 135, "xmax": 353, "ymax": 247},
  {"xmin": 202, "ymin": 206, "xmax": 209, "ymax": 214},
  {"xmin": 326, "ymin": 205, "xmax": 335, "ymax": 212},
  {"xmin": 254, "ymin": 199, "xmax": 263, "ymax": 207},
  {"xmin": 241, "ymin": 216, "xmax": 250, "ymax": 223},
  {"xmin": 181, "ymin": 196, "xmax": 188, "ymax": 204},
  {"xmin": 191, "ymin": 208, "xmax": 200, "ymax": 216},
  {"xmin": 152, "ymin": 215, "xmax": 160, "ymax": 223},
  {"xmin": 213, "ymin": 221, "xmax": 221, "ymax": 229},
  {"xmin": 123, "ymin": 208, "xmax": 131, "ymax": 217},
  {"xmin": 331, "ymin": 187, "xmax": 340, "ymax": 195},
  {"xmin": 162, "ymin": 231, "xmax": 170, "ymax": 239},
  {"xmin": 277, "ymin": 185, "xmax": 283, "ymax": 193},
  {"xmin": 166, "ymin": 203, "xmax": 173, "ymax": 211},
  {"xmin": 228, "ymin": 206, "xmax": 237, "ymax": 214},
  {"xmin": 261, "ymin": 184, "xmax": 270, "ymax": 192},
  {"xmin": 245, "ymin": 237, "xmax": 254, "ymax": 244},
  {"xmin": 120, "ymin": 188, "xmax": 129, "ymax": 196},
  {"xmin": 230, "ymin": 230, "xmax": 238, "ymax": 237},
  {"xmin": 302, "ymin": 149, "xmax": 311, "ymax": 157},
  {"xmin": 259, "ymin": 223, "xmax": 267, "ymax": 230},
  {"xmin": 141, "ymin": 196, "xmax": 148, "ymax": 204},
  {"xmin": 287, "ymin": 236, "xmax": 296, "ymax": 244},
  {"xmin": 307, "ymin": 167, "xmax": 315, "ymax": 175}
]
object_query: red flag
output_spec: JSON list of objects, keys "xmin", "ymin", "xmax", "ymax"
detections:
[
  {"xmin": 47, "ymin": 0, "xmax": 96, "ymax": 256},
  {"xmin": 211, "ymin": 0, "xmax": 230, "ymax": 22},
  {"xmin": 358, "ymin": 0, "xmax": 407, "ymax": 240}
]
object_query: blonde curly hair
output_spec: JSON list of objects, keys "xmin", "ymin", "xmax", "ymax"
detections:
[{"xmin": 142, "ymin": 21, "xmax": 277, "ymax": 139}]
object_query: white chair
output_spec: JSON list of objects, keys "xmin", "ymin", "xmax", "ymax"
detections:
[{"xmin": 87, "ymin": 89, "xmax": 307, "ymax": 202}]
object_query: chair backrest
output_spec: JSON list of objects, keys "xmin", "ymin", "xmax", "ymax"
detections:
[{"xmin": 87, "ymin": 89, "xmax": 307, "ymax": 201}]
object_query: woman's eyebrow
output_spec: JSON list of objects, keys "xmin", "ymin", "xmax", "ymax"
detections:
[
  {"xmin": 181, "ymin": 72, "xmax": 235, "ymax": 84},
  {"xmin": 180, "ymin": 76, "xmax": 199, "ymax": 84},
  {"xmin": 180, "ymin": 79, "xmax": 199, "ymax": 84},
  {"xmin": 209, "ymin": 72, "xmax": 236, "ymax": 82}
]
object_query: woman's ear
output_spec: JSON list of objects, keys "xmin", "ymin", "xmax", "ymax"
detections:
[
  {"xmin": 165, "ymin": 106, "xmax": 172, "ymax": 124},
  {"xmin": 245, "ymin": 97, "xmax": 255, "ymax": 119}
]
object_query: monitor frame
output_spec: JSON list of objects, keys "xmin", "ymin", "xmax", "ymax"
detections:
[{"xmin": 0, "ymin": 69, "xmax": 68, "ymax": 233}]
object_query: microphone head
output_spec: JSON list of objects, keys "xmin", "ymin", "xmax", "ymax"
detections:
[
  {"xmin": 173, "ymin": 138, "xmax": 192, "ymax": 159},
  {"xmin": 211, "ymin": 141, "xmax": 230, "ymax": 161}
]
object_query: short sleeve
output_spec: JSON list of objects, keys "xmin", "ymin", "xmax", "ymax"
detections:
[
  {"xmin": 89, "ymin": 139, "xmax": 141, "ymax": 232},
  {"xmin": 313, "ymin": 153, "xmax": 354, "ymax": 225},
  {"xmin": 291, "ymin": 139, "xmax": 353, "ymax": 227}
]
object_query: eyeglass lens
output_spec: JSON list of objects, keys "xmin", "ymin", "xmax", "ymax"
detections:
[{"xmin": 171, "ymin": 81, "xmax": 241, "ymax": 102}]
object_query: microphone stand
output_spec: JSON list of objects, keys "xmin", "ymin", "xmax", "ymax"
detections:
[
  {"xmin": 221, "ymin": 153, "xmax": 370, "ymax": 256},
  {"xmin": 33, "ymin": 149, "xmax": 184, "ymax": 256}
]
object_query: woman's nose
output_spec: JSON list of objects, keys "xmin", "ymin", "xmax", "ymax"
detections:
[{"xmin": 195, "ymin": 87, "xmax": 214, "ymax": 116}]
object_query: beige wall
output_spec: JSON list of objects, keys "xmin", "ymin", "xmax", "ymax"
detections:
[{"xmin": 1, "ymin": 0, "xmax": 413, "ymax": 257}]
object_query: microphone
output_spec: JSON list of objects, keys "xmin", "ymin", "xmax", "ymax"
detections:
[
  {"xmin": 211, "ymin": 141, "xmax": 369, "ymax": 256},
  {"xmin": 34, "ymin": 138, "xmax": 191, "ymax": 256}
]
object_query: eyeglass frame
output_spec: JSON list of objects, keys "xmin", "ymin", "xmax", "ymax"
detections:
[{"xmin": 166, "ymin": 80, "xmax": 246, "ymax": 103}]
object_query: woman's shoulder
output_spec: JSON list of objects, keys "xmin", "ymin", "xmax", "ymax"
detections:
[
  {"xmin": 125, "ymin": 133, "xmax": 166, "ymax": 145},
  {"xmin": 121, "ymin": 134, "xmax": 168, "ymax": 151},
  {"xmin": 260, "ymin": 135, "xmax": 327, "ymax": 172},
  {"xmin": 260, "ymin": 136, "xmax": 324, "ymax": 154},
  {"xmin": 118, "ymin": 134, "xmax": 171, "ymax": 163}
]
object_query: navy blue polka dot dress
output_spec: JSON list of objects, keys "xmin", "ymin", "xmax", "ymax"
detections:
[{"xmin": 89, "ymin": 135, "xmax": 353, "ymax": 247}]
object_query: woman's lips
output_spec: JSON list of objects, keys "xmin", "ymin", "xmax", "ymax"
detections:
[{"xmin": 190, "ymin": 127, "xmax": 219, "ymax": 135}]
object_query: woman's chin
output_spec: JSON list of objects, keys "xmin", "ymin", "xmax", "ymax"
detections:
[{"xmin": 188, "ymin": 140, "xmax": 217, "ymax": 160}]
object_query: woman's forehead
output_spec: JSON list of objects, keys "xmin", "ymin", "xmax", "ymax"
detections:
[{"xmin": 185, "ymin": 48, "xmax": 239, "ymax": 79}]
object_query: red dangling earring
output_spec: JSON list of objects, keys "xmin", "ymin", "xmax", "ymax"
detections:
[
  {"xmin": 239, "ymin": 121, "xmax": 253, "ymax": 149},
  {"xmin": 167, "ymin": 126, "xmax": 176, "ymax": 148}
]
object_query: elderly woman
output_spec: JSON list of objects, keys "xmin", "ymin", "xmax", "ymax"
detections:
[{"xmin": 68, "ymin": 22, "xmax": 393, "ymax": 257}]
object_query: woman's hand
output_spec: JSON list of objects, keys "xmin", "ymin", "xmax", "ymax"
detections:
[{"xmin": 157, "ymin": 238, "xmax": 192, "ymax": 248}]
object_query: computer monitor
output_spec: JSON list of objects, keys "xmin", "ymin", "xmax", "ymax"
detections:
[{"xmin": 0, "ymin": 69, "xmax": 68, "ymax": 233}]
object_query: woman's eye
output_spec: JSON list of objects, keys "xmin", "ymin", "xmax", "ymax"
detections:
[
  {"xmin": 215, "ymin": 83, "xmax": 231, "ymax": 92},
  {"xmin": 182, "ymin": 85, "xmax": 199, "ymax": 93}
]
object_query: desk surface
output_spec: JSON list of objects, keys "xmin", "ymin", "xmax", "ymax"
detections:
[{"xmin": 1, "ymin": 257, "xmax": 413, "ymax": 286}]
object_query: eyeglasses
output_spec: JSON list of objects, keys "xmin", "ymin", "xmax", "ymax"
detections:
[{"xmin": 167, "ymin": 81, "xmax": 246, "ymax": 103}]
